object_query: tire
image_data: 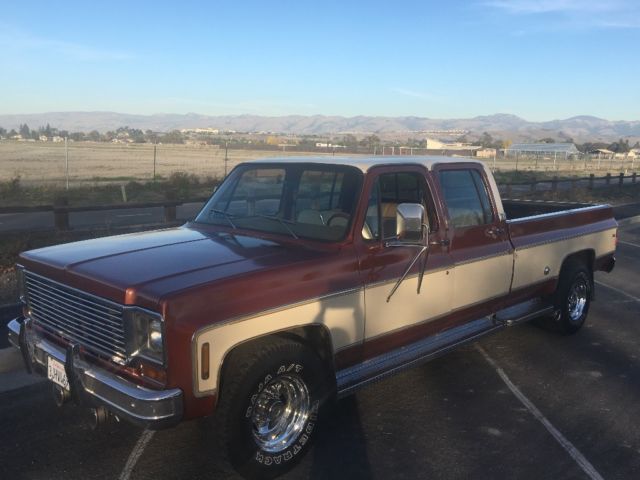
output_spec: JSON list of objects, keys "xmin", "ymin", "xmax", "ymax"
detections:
[
  {"xmin": 544, "ymin": 262, "xmax": 592, "ymax": 334},
  {"xmin": 216, "ymin": 337, "xmax": 333, "ymax": 479}
]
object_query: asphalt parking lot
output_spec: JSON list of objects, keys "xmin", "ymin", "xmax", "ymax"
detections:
[{"xmin": 1, "ymin": 222, "xmax": 639, "ymax": 480}]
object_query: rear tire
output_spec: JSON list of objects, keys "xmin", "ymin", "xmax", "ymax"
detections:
[
  {"xmin": 540, "ymin": 262, "xmax": 592, "ymax": 334},
  {"xmin": 216, "ymin": 338, "xmax": 333, "ymax": 479}
]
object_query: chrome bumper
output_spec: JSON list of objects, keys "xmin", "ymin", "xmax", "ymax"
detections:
[{"xmin": 7, "ymin": 317, "xmax": 183, "ymax": 429}]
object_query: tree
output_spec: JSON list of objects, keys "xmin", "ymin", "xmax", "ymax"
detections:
[
  {"xmin": 70, "ymin": 131, "xmax": 86, "ymax": 141},
  {"xmin": 608, "ymin": 138, "xmax": 630, "ymax": 153},
  {"xmin": 479, "ymin": 132, "xmax": 494, "ymax": 148},
  {"xmin": 19, "ymin": 124, "xmax": 30, "ymax": 138},
  {"xmin": 538, "ymin": 137, "xmax": 556, "ymax": 144},
  {"xmin": 87, "ymin": 130, "xmax": 101, "ymax": 142},
  {"xmin": 359, "ymin": 134, "xmax": 380, "ymax": 150},
  {"xmin": 161, "ymin": 130, "xmax": 185, "ymax": 144},
  {"xmin": 0, "ymin": 127, "xmax": 6, "ymax": 137},
  {"xmin": 340, "ymin": 134, "xmax": 358, "ymax": 148},
  {"xmin": 144, "ymin": 129, "xmax": 159, "ymax": 144}
]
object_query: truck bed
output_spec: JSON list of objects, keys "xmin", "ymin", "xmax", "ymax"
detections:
[
  {"xmin": 505, "ymin": 201, "xmax": 617, "ymax": 293},
  {"xmin": 503, "ymin": 199, "xmax": 595, "ymax": 220}
]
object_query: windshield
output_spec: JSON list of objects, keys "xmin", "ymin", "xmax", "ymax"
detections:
[{"xmin": 194, "ymin": 163, "xmax": 363, "ymax": 242}]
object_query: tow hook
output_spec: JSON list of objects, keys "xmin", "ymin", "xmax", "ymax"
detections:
[
  {"xmin": 90, "ymin": 406, "xmax": 119, "ymax": 429},
  {"xmin": 52, "ymin": 385, "xmax": 71, "ymax": 407}
]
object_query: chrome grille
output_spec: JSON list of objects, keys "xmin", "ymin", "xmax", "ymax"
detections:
[{"xmin": 25, "ymin": 271, "xmax": 127, "ymax": 362}]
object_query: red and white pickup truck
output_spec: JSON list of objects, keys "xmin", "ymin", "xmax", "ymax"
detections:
[{"xmin": 8, "ymin": 156, "xmax": 617, "ymax": 478}]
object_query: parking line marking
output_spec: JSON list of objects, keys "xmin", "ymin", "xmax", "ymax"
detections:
[
  {"xmin": 119, "ymin": 429, "xmax": 155, "ymax": 480},
  {"xmin": 595, "ymin": 280, "xmax": 640, "ymax": 303},
  {"xmin": 618, "ymin": 240, "xmax": 640, "ymax": 249},
  {"xmin": 476, "ymin": 345, "xmax": 604, "ymax": 480}
]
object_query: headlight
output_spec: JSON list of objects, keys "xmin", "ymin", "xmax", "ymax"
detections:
[{"xmin": 124, "ymin": 308, "xmax": 165, "ymax": 365}]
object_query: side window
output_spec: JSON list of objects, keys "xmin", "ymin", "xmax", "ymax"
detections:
[
  {"xmin": 439, "ymin": 169, "xmax": 494, "ymax": 228},
  {"xmin": 362, "ymin": 172, "xmax": 433, "ymax": 241}
]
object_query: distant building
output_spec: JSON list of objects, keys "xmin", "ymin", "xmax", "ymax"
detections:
[
  {"xmin": 506, "ymin": 143, "xmax": 579, "ymax": 159},
  {"xmin": 52, "ymin": 136, "xmax": 64, "ymax": 143},
  {"xmin": 315, "ymin": 143, "xmax": 345, "ymax": 149},
  {"xmin": 475, "ymin": 148, "xmax": 497, "ymax": 158},
  {"xmin": 590, "ymin": 148, "xmax": 614, "ymax": 159},
  {"xmin": 180, "ymin": 128, "xmax": 220, "ymax": 134},
  {"xmin": 39, "ymin": 135, "xmax": 48, "ymax": 142}
]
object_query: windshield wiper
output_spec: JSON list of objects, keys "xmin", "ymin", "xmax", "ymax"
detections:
[
  {"xmin": 209, "ymin": 208, "xmax": 236, "ymax": 229},
  {"xmin": 255, "ymin": 214, "xmax": 298, "ymax": 239}
]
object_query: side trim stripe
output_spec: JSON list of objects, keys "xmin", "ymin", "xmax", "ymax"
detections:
[
  {"xmin": 337, "ymin": 317, "xmax": 501, "ymax": 396},
  {"xmin": 512, "ymin": 226, "xmax": 616, "ymax": 251}
]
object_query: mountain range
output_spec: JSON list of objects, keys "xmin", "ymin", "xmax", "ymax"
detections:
[{"xmin": 1, "ymin": 112, "xmax": 639, "ymax": 143}]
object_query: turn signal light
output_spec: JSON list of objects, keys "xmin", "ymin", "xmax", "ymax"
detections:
[
  {"xmin": 137, "ymin": 362, "xmax": 167, "ymax": 384},
  {"xmin": 201, "ymin": 343, "xmax": 210, "ymax": 380}
]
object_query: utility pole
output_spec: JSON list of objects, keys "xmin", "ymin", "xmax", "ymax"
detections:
[
  {"xmin": 153, "ymin": 143, "xmax": 157, "ymax": 181},
  {"xmin": 65, "ymin": 136, "xmax": 69, "ymax": 190},
  {"xmin": 224, "ymin": 140, "xmax": 229, "ymax": 177}
]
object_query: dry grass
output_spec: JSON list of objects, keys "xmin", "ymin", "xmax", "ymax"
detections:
[
  {"xmin": 2, "ymin": 141, "xmax": 637, "ymax": 187},
  {"xmin": 0, "ymin": 141, "xmax": 335, "ymax": 186}
]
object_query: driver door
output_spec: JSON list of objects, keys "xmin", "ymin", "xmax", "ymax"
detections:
[{"xmin": 354, "ymin": 166, "xmax": 455, "ymax": 357}]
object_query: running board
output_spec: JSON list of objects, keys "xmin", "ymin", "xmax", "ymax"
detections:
[
  {"xmin": 493, "ymin": 298, "xmax": 554, "ymax": 327},
  {"xmin": 336, "ymin": 317, "xmax": 501, "ymax": 397}
]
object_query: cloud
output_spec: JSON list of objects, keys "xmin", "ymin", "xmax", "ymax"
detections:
[
  {"xmin": 0, "ymin": 25, "xmax": 134, "ymax": 61},
  {"xmin": 391, "ymin": 88, "xmax": 440, "ymax": 101},
  {"xmin": 484, "ymin": 0, "xmax": 619, "ymax": 14},
  {"xmin": 482, "ymin": 0, "xmax": 640, "ymax": 29}
]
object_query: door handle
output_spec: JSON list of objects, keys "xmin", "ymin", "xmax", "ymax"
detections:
[
  {"xmin": 429, "ymin": 238, "xmax": 450, "ymax": 247},
  {"xmin": 486, "ymin": 226, "xmax": 504, "ymax": 238}
]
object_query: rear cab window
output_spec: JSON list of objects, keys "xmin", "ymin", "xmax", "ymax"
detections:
[{"xmin": 438, "ymin": 169, "xmax": 495, "ymax": 228}]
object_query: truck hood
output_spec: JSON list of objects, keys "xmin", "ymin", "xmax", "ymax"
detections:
[{"xmin": 20, "ymin": 226, "xmax": 322, "ymax": 307}]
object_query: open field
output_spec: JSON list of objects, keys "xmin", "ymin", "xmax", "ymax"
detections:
[
  {"xmin": 1, "ymin": 141, "xmax": 638, "ymax": 187},
  {"xmin": 0, "ymin": 142, "xmax": 336, "ymax": 186}
]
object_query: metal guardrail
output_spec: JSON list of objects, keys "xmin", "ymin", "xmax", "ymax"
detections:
[{"xmin": 0, "ymin": 198, "xmax": 209, "ymax": 231}]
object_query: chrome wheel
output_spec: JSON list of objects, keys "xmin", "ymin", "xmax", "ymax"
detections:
[
  {"xmin": 251, "ymin": 374, "xmax": 310, "ymax": 453},
  {"xmin": 567, "ymin": 279, "xmax": 588, "ymax": 322}
]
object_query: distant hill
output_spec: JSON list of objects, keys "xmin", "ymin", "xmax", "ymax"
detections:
[{"xmin": 0, "ymin": 111, "xmax": 639, "ymax": 142}]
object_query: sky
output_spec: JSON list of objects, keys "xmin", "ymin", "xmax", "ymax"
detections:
[{"xmin": 1, "ymin": 0, "xmax": 639, "ymax": 121}]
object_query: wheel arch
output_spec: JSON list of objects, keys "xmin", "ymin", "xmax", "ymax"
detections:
[
  {"xmin": 217, "ymin": 324, "xmax": 336, "ymax": 402},
  {"xmin": 557, "ymin": 249, "xmax": 595, "ymax": 297}
]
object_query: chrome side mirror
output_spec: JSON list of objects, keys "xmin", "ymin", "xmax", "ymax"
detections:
[{"xmin": 396, "ymin": 203, "xmax": 427, "ymax": 244}]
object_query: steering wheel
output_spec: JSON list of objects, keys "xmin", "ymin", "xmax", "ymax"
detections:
[{"xmin": 326, "ymin": 212, "xmax": 350, "ymax": 226}]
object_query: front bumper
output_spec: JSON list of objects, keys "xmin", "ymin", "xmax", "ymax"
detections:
[{"xmin": 8, "ymin": 317, "xmax": 183, "ymax": 429}]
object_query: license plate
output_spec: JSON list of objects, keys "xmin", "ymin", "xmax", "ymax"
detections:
[{"xmin": 47, "ymin": 356, "xmax": 70, "ymax": 391}]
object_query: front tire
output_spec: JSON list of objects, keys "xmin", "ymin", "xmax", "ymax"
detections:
[{"xmin": 217, "ymin": 338, "xmax": 332, "ymax": 479}]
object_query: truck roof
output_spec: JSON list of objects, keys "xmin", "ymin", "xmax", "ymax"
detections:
[{"xmin": 249, "ymin": 155, "xmax": 484, "ymax": 172}]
